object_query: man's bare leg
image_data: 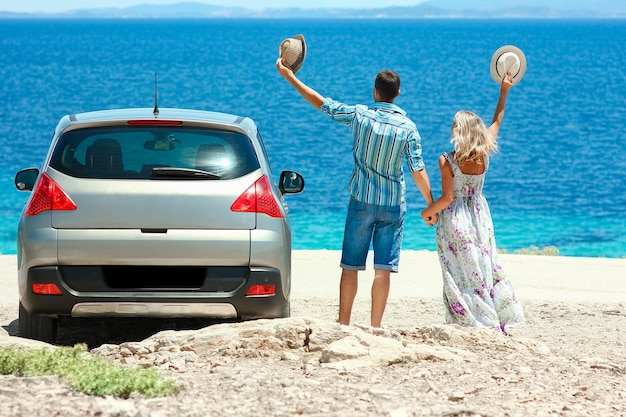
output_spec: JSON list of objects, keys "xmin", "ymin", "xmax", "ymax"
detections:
[
  {"xmin": 338, "ymin": 269, "xmax": 358, "ymax": 325},
  {"xmin": 371, "ymin": 269, "xmax": 391, "ymax": 327}
]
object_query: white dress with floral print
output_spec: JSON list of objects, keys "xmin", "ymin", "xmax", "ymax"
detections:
[{"xmin": 436, "ymin": 152, "xmax": 525, "ymax": 333}]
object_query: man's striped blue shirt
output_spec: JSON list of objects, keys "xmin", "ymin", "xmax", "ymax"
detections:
[{"xmin": 321, "ymin": 98, "xmax": 424, "ymax": 207}]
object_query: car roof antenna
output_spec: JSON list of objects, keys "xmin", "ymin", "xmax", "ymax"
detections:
[{"xmin": 153, "ymin": 72, "xmax": 160, "ymax": 118}]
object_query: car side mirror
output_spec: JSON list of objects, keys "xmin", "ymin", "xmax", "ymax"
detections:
[
  {"xmin": 15, "ymin": 168, "xmax": 40, "ymax": 191},
  {"xmin": 279, "ymin": 171, "xmax": 305, "ymax": 194}
]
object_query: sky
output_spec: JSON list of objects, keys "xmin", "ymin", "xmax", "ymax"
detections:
[{"xmin": 1, "ymin": 0, "xmax": 430, "ymax": 13}]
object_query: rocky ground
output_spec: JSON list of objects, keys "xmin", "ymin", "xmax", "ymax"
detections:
[{"xmin": 1, "ymin": 297, "xmax": 625, "ymax": 417}]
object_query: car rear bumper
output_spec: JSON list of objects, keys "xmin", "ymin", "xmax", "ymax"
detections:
[
  {"xmin": 20, "ymin": 265, "xmax": 288, "ymax": 320},
  {"xmin": 70, "ymin": 302, "xmax": 238, "ymax": 318}
]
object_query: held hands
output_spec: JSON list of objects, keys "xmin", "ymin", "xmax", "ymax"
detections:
[{"xmin": 421, "ymin": 210, "xmax": 438, "ymax": 227}]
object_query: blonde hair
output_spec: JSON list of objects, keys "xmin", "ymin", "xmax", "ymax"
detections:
[{"xmin": 451, "ymin": 110, "xmax": 498, "ymax": 165}]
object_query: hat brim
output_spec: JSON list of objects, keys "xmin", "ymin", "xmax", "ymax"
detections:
[
  {"xmin": 490, "ymin": 45, "xmax": 526, "ymax": 85},
  {"xmin": 279, "ymin": 34, "xmax": 306, "ymax": 74}
]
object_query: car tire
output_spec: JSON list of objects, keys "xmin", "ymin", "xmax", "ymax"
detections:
[
  {"xmin": 18, "ymin": 302, "xmax": 58, "ymax": 344},
  {"xmin": 281, "ymin": 299, "xmax": 291, "ymax": 318}
]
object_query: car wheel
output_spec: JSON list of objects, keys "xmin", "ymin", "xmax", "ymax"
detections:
[
  {"xmin": 18, "ymin": 302, "xmax": 58, "ymax": 344},
  {"xmin": 281, "ymin": 299, "xmax": 291, "ymax": 318}
]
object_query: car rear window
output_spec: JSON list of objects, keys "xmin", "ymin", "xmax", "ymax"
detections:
[{"xmin": 49, "ymin": 126, "xmax": 260, "ymax": 180}]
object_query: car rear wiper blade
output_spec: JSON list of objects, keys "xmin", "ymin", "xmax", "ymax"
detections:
[{"xmin": 150, "ymin": 167, "xmax": 221, "ymax": 179}]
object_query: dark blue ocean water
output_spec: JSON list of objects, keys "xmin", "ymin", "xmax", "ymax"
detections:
[{"xmin": 1, "ymin": 18, "xmax": 625, "ymax": 257}]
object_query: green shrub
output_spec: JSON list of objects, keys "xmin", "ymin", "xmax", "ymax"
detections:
[
  {"xmin": 0, "ymin": 344, "xmax": 178, "ymax": 398},
  {"xmin": 511, "ymin": 245, "xmax": 560, "ymax": 256}
]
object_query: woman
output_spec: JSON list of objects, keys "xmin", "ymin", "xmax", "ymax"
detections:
[{"xmin": 421, "ymin": 73, "xmax": 525, "ymax": 333}]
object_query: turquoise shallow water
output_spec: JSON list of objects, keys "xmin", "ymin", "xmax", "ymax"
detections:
[
  {"xmin": 289, "ymin": 209, "xmax": 626, "ymax": 257},
  {"xmin": 1, "ymin": 18, "xmax": 625, "ymax": 257}
]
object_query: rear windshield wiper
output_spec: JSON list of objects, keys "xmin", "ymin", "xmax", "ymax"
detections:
[{"xmin": 150, "ymin": 167, "xmax": 221, "ymax": 180}]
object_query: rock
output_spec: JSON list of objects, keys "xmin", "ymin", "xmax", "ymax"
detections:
[{"xmin": 320, "ymin": 335, "xmax": 369, "ymax": 363}]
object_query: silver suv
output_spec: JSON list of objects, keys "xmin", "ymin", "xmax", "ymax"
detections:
[{"xmin": 14, "ymin": 107, "xmax": 304, "ymax": 344}]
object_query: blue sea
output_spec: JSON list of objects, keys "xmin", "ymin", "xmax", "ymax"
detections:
[{"xmin": 1, "ymin": 18, "xmax": 625, "ymax": 257}]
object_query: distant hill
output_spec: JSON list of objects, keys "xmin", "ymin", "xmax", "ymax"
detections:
[
  {"xmin": 433, "ymin": 0, "xmax": 626, "ymax": 14},
  {"xmin": 1, "ymin": 1, "xmax": 625, "ymax": 19}
]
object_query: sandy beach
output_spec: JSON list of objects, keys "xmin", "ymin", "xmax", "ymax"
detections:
[{"xmin": 1, "ymin": 251, "xmax": 625, "ymax": 416}]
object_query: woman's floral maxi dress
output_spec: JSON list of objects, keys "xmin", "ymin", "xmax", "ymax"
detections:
[{"xmin": 436, "ymin": 152, "xmax": 525, "ymax": 333}]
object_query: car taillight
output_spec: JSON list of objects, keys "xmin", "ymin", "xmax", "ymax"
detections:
[
  {"xmin": 32, "ymin": 283, "xmax": 63, "ymax": 295},
  {"xmin": 127, "ymin": 120, "xmax": 184, "ymax": 125},
  {"xmin": 230, "ymin": 175, "xmax": 284, "ymax": 218},
  {"xmin": 245, "ymin": 284, "xmax": 276, "ymax": 297},
  {"xmin": 25, "ymin": 173, "xmax": 77, "ymax": 216}
]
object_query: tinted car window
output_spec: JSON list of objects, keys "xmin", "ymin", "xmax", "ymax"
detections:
[
  {"xmin": 50, "ymin": 126, "xmax": 260, "ymax": 180},
  {"xmin": 256, "ymin": 131, "xmax": 274, "ymax": 177}
]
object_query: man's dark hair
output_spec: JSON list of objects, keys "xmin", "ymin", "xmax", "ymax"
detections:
[{"xmin": 375, "ymin": 70, "xmax": 401, "ymax": 102}]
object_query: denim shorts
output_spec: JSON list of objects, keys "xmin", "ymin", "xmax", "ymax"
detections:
[{"xmin": 340, "ymin": 197, "xmax": 406, "ymax": 272}]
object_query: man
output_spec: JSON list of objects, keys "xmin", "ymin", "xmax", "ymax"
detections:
[{"xmin": 276, "ymin": 58, "xmax": 435, "ymax": 328}]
